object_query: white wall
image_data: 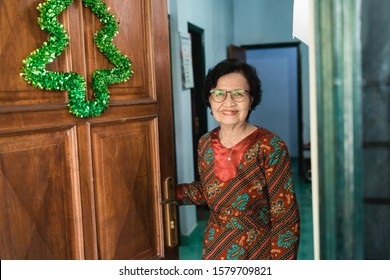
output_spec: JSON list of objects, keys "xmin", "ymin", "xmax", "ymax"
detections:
[{"xmin": 168, "ymin": 0, "xmax": 234, "ymax": 236}]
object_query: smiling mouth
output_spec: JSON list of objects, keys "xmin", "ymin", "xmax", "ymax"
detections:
[{"xmin": 221, "ymin": 110, "xmax": 238, "ymax": 115}]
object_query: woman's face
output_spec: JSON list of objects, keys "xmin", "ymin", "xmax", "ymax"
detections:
[{"xmin": 209, "ymin": 72, "xmax": 252, "ymax": 127}]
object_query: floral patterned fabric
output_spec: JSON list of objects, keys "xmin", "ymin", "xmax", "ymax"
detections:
[{"xmin": 176, "ymin": 127, "xmax": 300, "ymax": 260}]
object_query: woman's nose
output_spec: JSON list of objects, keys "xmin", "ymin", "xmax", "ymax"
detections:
[{"xmin": 223, "ymin": 92, "xmax": 236, "ymax": 106}]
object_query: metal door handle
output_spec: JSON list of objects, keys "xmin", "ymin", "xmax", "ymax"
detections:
[{"xmin": 162, "ymin": 177, "xmax": 178, "ymax": 247}]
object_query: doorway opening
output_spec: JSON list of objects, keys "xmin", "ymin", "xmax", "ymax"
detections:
[
  {"xmin": 229, "ymin": 43, "xmax": 314, "ymax": 259},
  {"xmin": 246, "ymin": 43, "xmax": 313, "ymax": 259},
  {"xmin": 188, "ymin": 23, "xmax": 207, "ymax": 180},
  {"xmin": 188, "ymin": 23, "xmax": 209, "ymax": 221}
]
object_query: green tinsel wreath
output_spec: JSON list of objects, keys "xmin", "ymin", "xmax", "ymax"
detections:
[{"xmin": 20, "ymin": 0, "xmax": 133, "ymax": 118}]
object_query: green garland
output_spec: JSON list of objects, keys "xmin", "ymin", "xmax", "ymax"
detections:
[{"xmin": 20, "ymin": 0, "xmax": 133, "ymax": 118}]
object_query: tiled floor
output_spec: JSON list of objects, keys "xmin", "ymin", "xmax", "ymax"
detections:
[{"xmin": 179, "ymin": 158, "xmax": 314, "ymax": 260}]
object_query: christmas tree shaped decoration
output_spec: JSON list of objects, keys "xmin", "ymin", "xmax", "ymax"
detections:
[{"xmin": 21, "ymin": 0, "xmax": 133, "ymax": 118}]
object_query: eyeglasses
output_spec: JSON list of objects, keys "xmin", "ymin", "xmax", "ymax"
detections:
[{"xmin": 209, "ymin": 89, "xmax": 249, "ymax": 103}]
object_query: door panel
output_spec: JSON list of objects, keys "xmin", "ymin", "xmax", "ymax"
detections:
[
  {"xmin": 0, "ymin": 127, "xmax": 83, "ymax": 259},
  {"xmin": 91, "ymin": 118, "xmax": 162, "ymax": 259},
  {"xmin": 0, "ymin": 0, "xmax": 177, "ymax": 260},
  {"xmin": 0, "ymin": 0, "xmax": 68, "ymax": 106},
  {"xmin": 82, "ymin": 0, "xmax": 153, "ymax": 101}
]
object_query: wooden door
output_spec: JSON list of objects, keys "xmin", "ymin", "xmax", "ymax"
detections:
[
  {"xmin": 227, "ymin": 44, "xmax": 247, "ymax": 62},
  {"xmin": 0, "ymin": 0, "xmax": 178, "ymax": 260}
]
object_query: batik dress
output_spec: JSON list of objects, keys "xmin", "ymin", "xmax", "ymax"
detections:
[{"xmin": 176, "ymin": 127, "xmax": 300, "ymax": 260}]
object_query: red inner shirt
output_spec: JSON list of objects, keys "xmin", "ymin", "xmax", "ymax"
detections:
[{"xmin": 211, "ymin": 128, "xmax": 259, "ymax": 181}]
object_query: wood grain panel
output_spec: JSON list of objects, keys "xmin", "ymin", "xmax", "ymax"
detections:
[
  {"xmin": 0, "ymin": 0, "xmax": 74, "ymax": 106},
  {"xmin": 0, "ymin": 0, "xmax": 177, "ymax": 260},
  {"xmin": 150, "ymin": 0, "xmax": 177, "ymax": 259},
  {"xmin": 0, "ymin": 127, "xmax": 83, "ymax": 259},
  {"xmin": 82, "ymin": 0, "xmax": 153, "ymax": 102},
  {"xmin": 91, "ymin": 118, "xmax": 162, "ymax": 259}
]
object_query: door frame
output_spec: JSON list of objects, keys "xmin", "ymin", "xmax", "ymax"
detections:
[{"xmin": 243, "ymin": 42, "xmax": 304, "ymax": 178}]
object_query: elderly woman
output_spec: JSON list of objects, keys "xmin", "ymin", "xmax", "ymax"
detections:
[{"xmin": 176, "ymin": 58, "xmax": 300, "ymax": 260}]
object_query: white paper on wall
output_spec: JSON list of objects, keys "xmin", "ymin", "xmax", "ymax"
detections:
[{"xmin": 179, "ymin": 32, "xmax": 194, "ymax": 89}]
